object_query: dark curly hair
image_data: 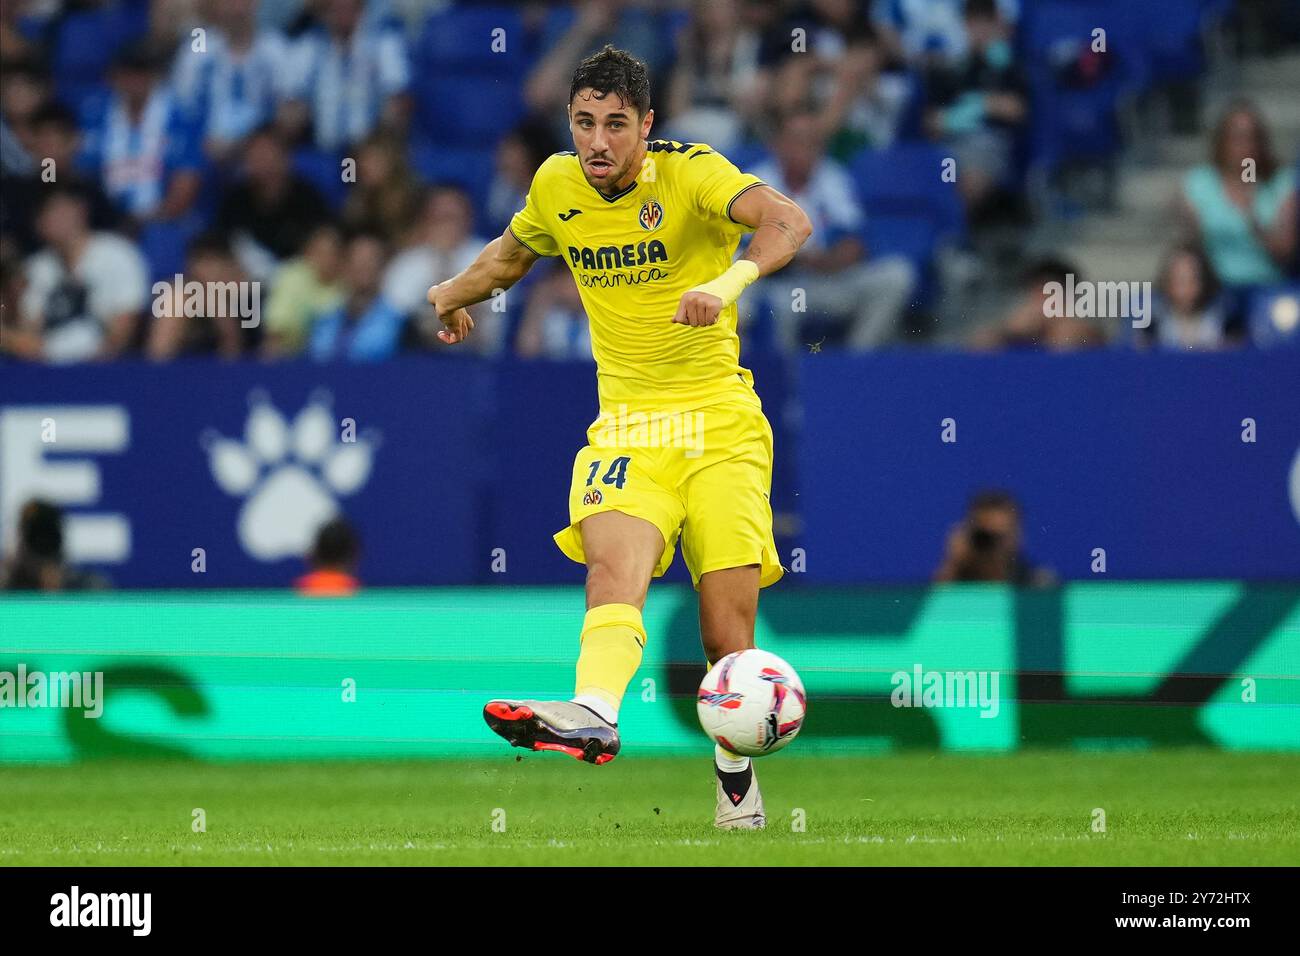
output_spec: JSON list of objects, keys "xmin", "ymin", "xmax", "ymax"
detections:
[{"xmin": 569, "ymin": 45, "xmax": 650, "ymax": 117}]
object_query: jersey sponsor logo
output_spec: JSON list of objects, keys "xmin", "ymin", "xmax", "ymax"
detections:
[
  {"xmin": 567, "ymin": 240, "xmax": 668, "ymax": 271},
  {"xmin": 637, "ymin": 199, "xmax": 664, "ymax": 231},
  {"xmin": 575, "ymin": 267, "xmax": 672, "ymax": 289},
  {"xmin": 566, "ymin": 241, "xmax": 672, "ymax": 288},
  {"xmin": 558, "ymin": 208, "xmax": 582, "ymax": 221}
]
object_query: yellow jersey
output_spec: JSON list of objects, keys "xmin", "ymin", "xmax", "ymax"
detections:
[{"xmin": 509, "ymin": 140, "xmax": 765, "ymax": 416}]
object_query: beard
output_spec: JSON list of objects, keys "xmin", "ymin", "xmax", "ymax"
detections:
[{"xmin": 583, "ymin": 155, "xmax": 634, "ymax": 193}]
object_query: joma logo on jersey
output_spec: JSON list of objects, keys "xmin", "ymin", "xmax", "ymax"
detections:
[
  {"xmin": 567, "ymin": 240, "xmax": 668, "ymax": 271},
  {"xmin": 638, "ymin": 199, "xmax": 664, "ymax": 230}
]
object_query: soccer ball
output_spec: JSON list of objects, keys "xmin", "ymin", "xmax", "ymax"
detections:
[{"xmin": 696, "ymin": 649, "xmax": 807, "ymax": 757}]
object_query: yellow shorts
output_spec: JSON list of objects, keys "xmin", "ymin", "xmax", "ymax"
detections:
[{"xmin": 553, "ymin": 400, "xmax": 784, "ymax": 589}]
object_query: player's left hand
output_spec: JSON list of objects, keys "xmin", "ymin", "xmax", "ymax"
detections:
[{"xmin": 671, "ymin": 291, "xmax": 723, "ymax": 327}]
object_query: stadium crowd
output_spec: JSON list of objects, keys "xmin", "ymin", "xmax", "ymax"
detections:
[{"xmin": 1, "ymin": 0, "xmax": 1297, "ymax": 363}]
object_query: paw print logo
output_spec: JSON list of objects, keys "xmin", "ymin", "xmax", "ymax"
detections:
[{"xmin": 203, "ymin": 390, "xmax": 376, "ymax": 561}]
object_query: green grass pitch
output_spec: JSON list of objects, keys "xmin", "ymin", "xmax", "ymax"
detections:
[{"xmin": 2, "ymin": 750, "xmax": 1297, "ymax": 866}]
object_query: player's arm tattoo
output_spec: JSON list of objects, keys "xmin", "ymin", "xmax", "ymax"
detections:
[
  {"xmin": 733, "ymin": 186, "xmax": 813, "ymax": 276},
  {"xmin": 744, "ymin": 215, "xmax": 812, "ymax": 277},
  {"xmin": 747, "ymin": 219, "xmax": 802, "ymax": 264}
]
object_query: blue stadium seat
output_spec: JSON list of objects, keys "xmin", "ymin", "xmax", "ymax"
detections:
[
  {"xmin": 416, "ymin": 5, "xmax": 531, "ymax": 77},
  {"xmin": 723, "ymin": 142, "xmax": 770, "ymax": 173},
  {"xmin": 51, "ymin": 1, "xmax": 150, "ymax": 115},
  {"xmin": 1200, "ymin": 0, "xmax": 1237, "ymax": 25},
  {"xmin": 889, "ymin": 71, "xmax": 929, "ymax": 144},
  {"xmin": 739, "ymin": 283, "xmax": 777, "ymax": 354},
  {"xmin": 413, "ymin": 74, "xmax": 525, "ymax": 147},
  {"xmin": 538, "ymin": 4, "xmax": 578, "ymax": 46},
  {"xmin": 1027, "ymin": 79, "xmax": 1122, "ymax": 171},
  {"xmin": 408, "ymin": 141, "xmax": 496, "ymax": 213},
  {"xmin": 1248, "ymin": 285, "xmax": 1300, "ymax": 348},
  {"xmin": 1020, "ymin": 0, "xmax": 1148, "ymax": 88},
  {"xmin": 1134, "ymin": 0, "xmax": 1211, "ymax": 84},
  {"xmin": 139, "ymin": 219, "xmax": 201, "ymax": 284},
  {"xmin": 863, "ymin": 214, "xmax": 937, "ymax": 274},
  {"xmin": 291, "ymin": 147, "xmax": 348, "ymax": 211},
  {"xmin": 850, "ymin": 143, "xmax": 965, "ymax": 244},
  {"xmin": 1020, "ymin": 0, "xmax": 1147, "ymax": 172}
]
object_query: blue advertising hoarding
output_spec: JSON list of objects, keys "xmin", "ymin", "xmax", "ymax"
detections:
[{"xmin": 1, "ymin": 350, "xmax": 1297, "ymax": 586}]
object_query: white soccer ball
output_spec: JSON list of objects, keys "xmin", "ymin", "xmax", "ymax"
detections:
[{"xmin": 696, "ymin": 648, "xmax": 807, "ymax": 757}]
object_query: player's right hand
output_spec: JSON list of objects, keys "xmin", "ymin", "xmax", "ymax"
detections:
[
  {"xmin": 428, "ymin": 282, "xmax": 475, "ymax": 345},
  {"xmin": 671, "ymin": 290, "xmax": 723, "ymax": 327}
]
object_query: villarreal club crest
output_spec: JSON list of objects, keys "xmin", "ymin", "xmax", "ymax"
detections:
[{"xmin": 638, "ymin": 198, "xmax": 664, "ymax": 231}]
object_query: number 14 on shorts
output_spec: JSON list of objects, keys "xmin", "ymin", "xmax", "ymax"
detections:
[{"xmin": 586, "ymin": 456, "xmax": 631, "ymax": 489}]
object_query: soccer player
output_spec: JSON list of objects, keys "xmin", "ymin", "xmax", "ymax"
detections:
[{"xmin": 427, "ymin": 46, "xmax": 812, "ymax": 829}]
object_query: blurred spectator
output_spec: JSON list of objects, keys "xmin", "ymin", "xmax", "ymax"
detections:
[
  {"xmin": 279, "ymin": 0, "xmax": 411, "ymax": 153},
  {"xmin": 308, "ymin": 230, "xmax": 404, "ymax": 362},
  {"xmin": 1, "ymin": 103, "xmax": 122, "ymax": 254},
  {"xmin": 761, "ymin": 0, "xmax": 873, "ymax": 120},
  {"xmin": 262, "ymin": 221, "xmax": 345, "ymax": 358},
  {"xmin": 524, "ymin": 0, "xmax": 675, "ymax": 143},
  {"xmin": 0, "ymin": 0, "xmax": 1288, "ymax": 369},
  {"xmin": 1178, "ymin": 102, "xmax": 1297, "ymax": 294},
  {"xmin": 968, "ymin": 256, "xmax": 1106, "ymax": 351},
  {"xmin": 0, "ymin": 56, "xmax": 49, "ymax": 174},
  {"xmin": 1, "ymin": 114, "xmax": 34, "ymax": 177},
  {"xmin": 80, "ymin": 40, "xmax": 203, "ymax": 224},
  {"xmin": 281, "ymin": 0, "xmax": 325, "ymax": 36},
  {"xmin": 171, "ymin": 0, "xmax": 292, "ymax": 165},
  {"xmin": 0, "ymin": 1, "xmax": 40, "ymax": 65},
  {"xmin": 663, "ymin": 0, "xmax": 765, "ymax": 152},
  {"xmin": 873, "ymin": 0, "xmax": 1020, "ymax": 66},
  {"xmin": 515, "ymin": 260, "xmax": 591, "ymax": 360},
  {"xmin": 725, "ymin": 0, "xmax": 794, "ymax": 137},
  {"xmin": 933, "ymin": 489, "xmax": 1054, "ymax": 586},
  {"xmin": 0, "ymin": 242, "xmax": 41, "ymax": 359},
  {"xmin": 295, "ymin": 516, "xmax": 360, "ymax": 596},
  {"xmin": 383, "ymin": 185, "xmax": 495, "ymax": 352},
  {"xmin": 818, "ymin": 22, "xmax": 914, "ymax": 159},
  {"xmin": 215, "ymin": 125, "xmax": 328, "ymax": 280},
  {"xmin": 340, "ymin": 133, "xmax": 420, "ymax": 246},
  {"xmin": 20, "ymin": 185, "xmax": 149, "ymax": 362},
  {"xmin": 1137, "ymin": 244, "xmax": 1231, "ymax": 351},
  {"xmin": 922, "ymin": 0, "xmax": 1027, "ymax": 222},
  {"xmin": 746, "ymin": 110, "xmax": 916, "ymax": 351},
  {"xmin": 0, "ymin": 499, "xmax": 107, "ymax": 591},
  {"xmin": 151, "ymin": 0, "xmax": 205, "ymax": 46},
  {"xmin": 486, "ymin": 120, "xmax": 560, "ymax": 236},
  {"xmin": 1294, "ymin": 154, "xmax": 1300, "ymax": 278},
  {"xmin": 277, "ymin": 0, "xmax": 409, "ymax": 38},
  {"xmin": 801, "ymin": 0, "xmax": 866, "ymax": 56},
  {"xmin": 147, "ymin": 232, "xmax": 248, "ymax": 360}
]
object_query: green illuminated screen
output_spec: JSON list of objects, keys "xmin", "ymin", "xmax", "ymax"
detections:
[{"xmin": 1, "ymin": 583, "xmax": 1296, "ymax": 763}]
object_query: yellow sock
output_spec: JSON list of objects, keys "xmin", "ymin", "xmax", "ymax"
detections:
[{"xmin": 574, "ymin": 603, "xmax": 646, "ymax": 716}]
